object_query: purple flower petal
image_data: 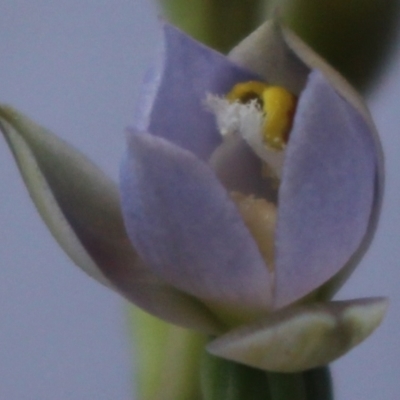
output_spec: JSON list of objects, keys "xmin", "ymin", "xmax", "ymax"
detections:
[
  {"xmin": 274, "ymin": 70, "xmax": 378, "ymax": 308},
  {"xmin": 134, "ymin": 23, "xmax": 261, "ymax": 160},
  {"xmin": 120, "ymin": 129, "xmax": 273, "ymax": 322}
]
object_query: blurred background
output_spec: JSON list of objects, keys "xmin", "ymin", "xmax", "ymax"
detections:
[{"xmin": 0, "ymin": 1, "xmax": 399, "ymax": 399}]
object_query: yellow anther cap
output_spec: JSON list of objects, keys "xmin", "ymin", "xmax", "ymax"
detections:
[
  {"xmin": 225, "ymin": 81, "xmax": 297, "ymax": 151},
  {"xmin": 262, "ymin": 87, "xmax": 297, "ymax": 151},
  {"xmin": 226, "ymin": 81, "xmax": 269, "ymax": 105}
]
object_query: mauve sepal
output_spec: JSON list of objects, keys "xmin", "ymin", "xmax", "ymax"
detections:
[{"xmin": 0, "ymin": 105, "xmax": 223, "ymax": 334}]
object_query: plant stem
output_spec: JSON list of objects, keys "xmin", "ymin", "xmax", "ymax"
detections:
[
  {"xmin": 267, "ymin": 372, "xmax": 307, "ymax": 400},
  {"xmin": 304, "ymin": 366, "xmax": 333, "ymax": 400},
  {"xmin": 201, "ymin": 353, "xmax": 270, "ymax": 400},
  {"xmin": 267, "ymin": 366, "xmax": 334, "ymax": 400}
]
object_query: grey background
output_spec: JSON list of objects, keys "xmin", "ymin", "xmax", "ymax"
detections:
[{"xmin": 0, "ymin": 1, "xmax": 399, "ymax": 399}]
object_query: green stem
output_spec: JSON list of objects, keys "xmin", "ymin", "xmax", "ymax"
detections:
[
  {"xmin": 303, "ymin": 367, "xmax": 333, "ymax": 400},
  {"xmin": 267, "ymin": 372, "xmax": 307, "ymax": 400},
  {"xmin": 128, "ymin": 305, "xmax": 206, "ymax": 400},
  {"xmin": 267, "ymin": 367, "xmax": 333, "ymax": 400},
  {"xmin": 201, "ymin": 352, "xmax": 270, "ymax": 400}
]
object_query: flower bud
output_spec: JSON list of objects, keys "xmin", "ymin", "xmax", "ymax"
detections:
[
  {"xmin": 158, "ymin": 0, "xmax": 265, "ymax": 52},
  {"xmin": 268, "ymin": 0, "xmax": 400, "ymax": 91}
]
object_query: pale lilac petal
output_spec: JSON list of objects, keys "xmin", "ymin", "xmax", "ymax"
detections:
[
  {"xmin": 134, "ymin": 23, "xmax": 261, "ymax": 160},
  {"xmin": 120, "ymin": 130, "xmax": 273, "ymax": 321},
  {"xmin": 274, "ymin": 70, "xmax": 378, "ymax": 308},
  {"xmin": 207, "ymin": 298, "xmax": 388, "ymax": 372},
  {"xmin": 0, "ymin": 105, "xmax": 222, "ymax": 334}
]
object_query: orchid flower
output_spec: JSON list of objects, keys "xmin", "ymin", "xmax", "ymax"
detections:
[
  {"xmin": 0, "ymin": 21, "xmax": 386, "ymax": 375},
  {"xmin": 119, "ymin": 21, "xmax": 387, "ymax": 372}
]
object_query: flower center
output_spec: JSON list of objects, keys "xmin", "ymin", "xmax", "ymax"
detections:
[
  {"xmin": 206, "ymin": 81, "xmax": 297, "ymax": 178},
  {"xmin": 207, "ymin": 81, "xmax": 297, "ymax": 272},
  {"xmin": 226, "ymin": 81, "xmax": 297, "ymax": 151}
]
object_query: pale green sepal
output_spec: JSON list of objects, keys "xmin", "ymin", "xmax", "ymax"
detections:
[
  {"xmin": 0, "ymin": 105, "xmax": 224, "ymax": 334},
  {"xmin": 129, "ymin": 305, "xmax": 206, "ymax": 400},
  {"xmin": 207, "ymin": 298, "xmax": 388, "ymax": 372},
  {"xmin": 201, "ymin": 351, "xmax": 270, "ymax": 400},
  {"xmin": 0, "ymin": 106, "xmax": 110, "ymax": 287}
]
